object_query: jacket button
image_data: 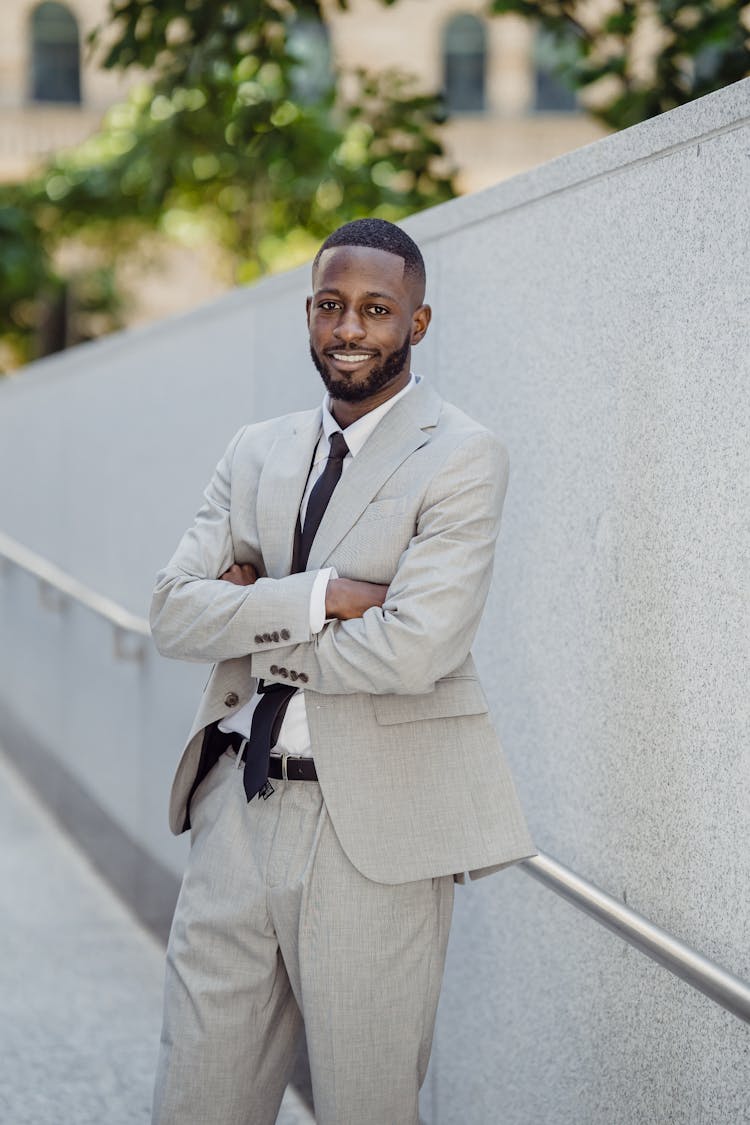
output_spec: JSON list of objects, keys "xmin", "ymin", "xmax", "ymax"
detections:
[
  {"xmin": 224, "ymin": 692, "xmax": 239, "ymax": 707},
  {"xmin": 299, "ymin": 673, "xmax": 309, "ymax": 684},
  {"xmin": 269, "ymin": 664, "xmax": 279, "ymax": 675},
  {"xmin": 254, "ymin": 634, "xmax": 263, "ymax": 644},
  {"xmin": 272, "ymin": 631, "xmax": 280, "ymax": 642},
  {"xmin": 289, "ymin": 670, "xmax": 298, "ymax": 682},
  {"xmin": 280, "ymin": 629, "xmax": 290, "ymax": 640}
]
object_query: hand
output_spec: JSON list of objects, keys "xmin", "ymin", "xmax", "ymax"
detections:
[
  {"xmin": 325, "ymin": 578, "xmax": 389, "ymax": 621},
  {"xmin": 219, "ymin": 563, "xmax": 258, "ymax": 586}
]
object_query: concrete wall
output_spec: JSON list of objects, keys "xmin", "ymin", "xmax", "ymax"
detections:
[{"xmin": 1, "ymin": 79, "xmax": 748, "ymax": 1122}]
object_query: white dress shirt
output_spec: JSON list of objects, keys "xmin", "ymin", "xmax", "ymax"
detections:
[{"xmin": 220, "ymin": 374, "xmax": 418, "ymax": 756}]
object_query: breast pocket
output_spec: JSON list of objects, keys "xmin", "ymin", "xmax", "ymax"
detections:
[
  {"xmin": 333, "ymin": 499, "xmax": 413, "ymax": 580},
  {"xmin": 359, "ymin": 497, "xmax": 408, "ymax": 520}
]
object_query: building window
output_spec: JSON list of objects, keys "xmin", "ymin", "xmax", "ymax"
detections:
[
  {"xmin": 30, "ymin": 2, "xmax": 81, "ymax": 104},
  {"xmin": 288, "ymin": 16, "xmax": 332, "ymax": 102},
  {"xmin": 443, "ymin": 14, "xmax": 487, "ymax": 114},
  {"xmin": 693, "ymin": 44, "xmax": 723, "ymax": 87},
  {"xmin": 534, "ymin": 29, "xmax": 577, "ymax": 112}
]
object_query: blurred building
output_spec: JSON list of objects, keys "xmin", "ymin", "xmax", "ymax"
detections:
[
  {"xmin": 0, "ymin": 1, "xmax": 226, "ymax": 328},
  {"xmin": 0, "ymin": 0, "xmax": 608, "ymax": 332},
  {"xmin": 0, "ymin": 0, "xmax": 132, "ymax": 183},
  {"xmin": 325, "ymin": 0, "xmax": 608, "ymax": 192},
  {"xmin": 0, "ymin": 0, "xmax": 607, "ymax": 191}
]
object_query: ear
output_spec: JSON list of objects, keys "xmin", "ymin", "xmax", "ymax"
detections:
[{"xmin": 410, "ymin": 304, "xmax": 431, "ymax": 345}]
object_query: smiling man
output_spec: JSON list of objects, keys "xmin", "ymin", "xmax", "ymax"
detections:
[
  {"xmin": 307, "ymin": 234, "xmax": 425, "ymax": 413},
  {"xmin": 149, "ymin": 218, "xmax": 534, "ymax": 1125}
]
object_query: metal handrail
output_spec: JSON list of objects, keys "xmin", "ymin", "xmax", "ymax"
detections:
[
  {"xmin": 0, "ymin": 530, "xmax": 150, "ymax": 658},
  {"xmin": 522, "ymin": 852, "xmax": 750, "ymax": 1023},
  {"xmin": 2, "ymin": 531, "xmax": 748, "ymax": 1020}
]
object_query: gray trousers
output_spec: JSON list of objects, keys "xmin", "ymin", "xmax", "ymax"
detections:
[{"xmin": 152, "ymin": 750, "xmax": 454, "ymax": 1125}]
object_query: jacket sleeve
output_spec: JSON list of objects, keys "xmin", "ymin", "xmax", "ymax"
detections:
[
  {"xmin": 149, "ymin": 428, "xmax": 319, "ymax": 662},
  {"xmin": 251, "ymin": 430, "xmax": 509, "ymax": 695}
]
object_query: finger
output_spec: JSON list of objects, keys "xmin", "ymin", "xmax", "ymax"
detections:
[{"xmin": 219, "ymin": 565, "xmax": 243, "ymax": 584}]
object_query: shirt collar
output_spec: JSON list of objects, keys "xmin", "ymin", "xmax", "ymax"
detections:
[{"xmin": 321, "ymin": 373, "xmax": 419, "ymax": 458}]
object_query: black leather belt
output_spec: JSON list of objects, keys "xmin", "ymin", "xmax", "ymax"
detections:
[{"xmin": 216, "ymin": 728, "xmax": 318, "ymax": 781}]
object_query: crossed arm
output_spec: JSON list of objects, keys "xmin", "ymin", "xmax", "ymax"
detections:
[
  {"xmin": 221, "ymin": 564, "xmax": 388, "ymax": 622},
  {"xmin": 150, "ymin": 427, "xmax": 508, "ymax": 695}
]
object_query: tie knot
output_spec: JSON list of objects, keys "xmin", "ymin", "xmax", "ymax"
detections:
[{"xmin": 328, "ymin": 431, "xmax": 349, "ymax": 461}]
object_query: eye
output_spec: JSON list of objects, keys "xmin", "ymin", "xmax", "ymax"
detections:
[
  {"xmin": 368, "ymin": 305, "xmax": 389, "ymax": 316},
  {"xmin": 318, "ymin": 300, "xmax": 340, "ymax": 311}
]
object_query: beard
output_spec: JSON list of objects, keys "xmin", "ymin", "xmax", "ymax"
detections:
[{"xmin": 309, "ymin": 332, "xmax": 411, "ymax": 403}]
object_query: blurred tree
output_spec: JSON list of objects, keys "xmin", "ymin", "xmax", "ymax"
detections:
[
  {"xmin": 1, "ymin": 0, "xmax": 454, "ymax": 372},
  {"xmin": 0, "ymin": 201, "xmax": 57, "ymax": 370},
  {"xmin": 488, "ymin": 0, "xmax": 750, "ymax": 128}
]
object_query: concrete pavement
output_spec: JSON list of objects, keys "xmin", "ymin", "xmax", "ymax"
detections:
[{"xmin": 0, "ymin": 748, "xmax": 313, "ymax": 1125}]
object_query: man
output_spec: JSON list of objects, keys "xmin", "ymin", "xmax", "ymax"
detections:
[{"xmin": 150, "ymin": 218, "xmax": 534, "ymax": 1125}]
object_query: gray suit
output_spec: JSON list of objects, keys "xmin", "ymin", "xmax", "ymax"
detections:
[
  {"xmin": 151, "ymin": 378, "xmax": 534, "ymax": 881},
  {"xmin": 150, "ymin": 378, "xmax": 534, "ymax": 1125}
]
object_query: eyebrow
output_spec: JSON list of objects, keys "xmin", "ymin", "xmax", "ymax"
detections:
[{"xmin": 316, "ymin": 287, "xmax": 400, "ymax": 303}]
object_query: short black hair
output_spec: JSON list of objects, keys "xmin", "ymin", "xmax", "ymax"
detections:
[{"xmin": 313, "ymin": 218, "xmax": 426, "ymax": 293}]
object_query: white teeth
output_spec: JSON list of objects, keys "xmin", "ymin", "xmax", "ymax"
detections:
[{"xmin": 332, "ymin": 353, "xmax": 371, "ymax": 364}]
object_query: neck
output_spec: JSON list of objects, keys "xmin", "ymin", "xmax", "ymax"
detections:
[{"xmin": 330, "ymin": 370, "xmax": 411, "ymax": 429}]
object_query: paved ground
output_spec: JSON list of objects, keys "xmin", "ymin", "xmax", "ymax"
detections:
[{"xmin": 0, "ymin": 748, "xmax": 313, "ymax": 1125}]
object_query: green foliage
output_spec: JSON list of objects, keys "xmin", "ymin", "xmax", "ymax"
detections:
[
  {"xmin": 0, "ymin": 201, "xmax": 60, "ymax": 370},
  {"xmin": 1, "ymin": 0, "xmax": 454, "ymax": 372},
  {"xmin": 488, "ymin": 0, "xmax": 750, "ymax": 128}
]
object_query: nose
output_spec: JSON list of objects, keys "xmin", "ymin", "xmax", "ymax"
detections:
[{"xmin": 333, "ymin": 307, "xmax": 366, "ymax": 344}]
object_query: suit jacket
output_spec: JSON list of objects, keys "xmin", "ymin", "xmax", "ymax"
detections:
[{"xmin": 150, "ymin": 379, "xmax": 535, "ymax": 883}]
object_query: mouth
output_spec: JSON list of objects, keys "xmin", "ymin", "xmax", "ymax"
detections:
[{"xmin": 326, "ymin": 350, "xmax": 376, "ymax": 368}]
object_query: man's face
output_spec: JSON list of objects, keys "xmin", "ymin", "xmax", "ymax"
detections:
[{"xmin": 307, "ymin": 245, "xmax": 430, "ymax": 408}]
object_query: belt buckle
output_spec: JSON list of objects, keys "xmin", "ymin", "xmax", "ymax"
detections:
[
  {"xmin": 236, "ymin": 738, "xmax": 248, "ymax": 769},
  {"xmin": 281, "ymin": 753, "xmax": 289, "ymax": 781}
]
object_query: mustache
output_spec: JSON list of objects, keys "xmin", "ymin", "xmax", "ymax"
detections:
[{"xmin": 324, "ymin": 345, "xmax": 379, "ymax": 354}]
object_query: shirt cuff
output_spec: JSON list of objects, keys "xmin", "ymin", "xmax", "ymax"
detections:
[{"xmin": 309, "ymin": 567, "xmax": 337, "ymax": 633}]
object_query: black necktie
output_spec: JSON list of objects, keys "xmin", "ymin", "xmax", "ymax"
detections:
[
  {"xmin": 243, "ymin": 431, "xmax": 349, "ymax": 801},
  {"xmin": 296, "ymin": 430, "xmax": 349, "ymax": 570}
]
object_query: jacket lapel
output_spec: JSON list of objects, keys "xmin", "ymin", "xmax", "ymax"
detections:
[
  {"xmin": 306, "ymin": 380, "xmax": 443, "ymax": 570},
  {"xmin": 255, "ymin": 409, "xmax": 322, "ymax": 578}
]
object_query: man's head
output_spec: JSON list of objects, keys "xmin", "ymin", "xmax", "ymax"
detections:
[
  {"xmin": 307, "ymin": 219, "xmax": 431, "ymax": 421},
  {"xmin": 312, "ymin": 218, "xmax": 426, "ymax": 301}
]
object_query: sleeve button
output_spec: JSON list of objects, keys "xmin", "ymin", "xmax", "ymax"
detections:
[
  {"xmin": 272, "ymin": 632, "xmax": 280, "ymax": 642},
  {"xmin": 263, "ymin": 633, "xmax": 272, "ymax": 643},
  {"xmin": 299, "ymin": 673, "xmax": 309, "ymax": 684},
  {"xmin": 224, "ymin": 692, "xmax": 239, "ymax": 707},
  {"xmin": 280, "ymin": 629, "xmax": 290, "ymax": 640},
  {"xmin": 254, "ymin": 634, "xmax": 263, "ymax": 644},
  {"xmin": 269, "ymin": 664, "xmax": 279, "ymax": 675},
  {"xmin": 289, "ymin": 670, "xmax": 299, "ymax": 682},
  {"xmin": 278, "ymin": 668, "xmax": 288, "ymax": 678}
]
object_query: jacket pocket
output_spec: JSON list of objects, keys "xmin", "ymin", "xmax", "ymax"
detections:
[
  {"xmin": 358, "ymin": 497, "xmax": 408, "ymax": 520},
  {"xmin": 372, "ymin": 677, "xmax": 489, "ymax": 725}
]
